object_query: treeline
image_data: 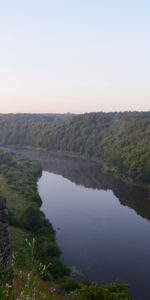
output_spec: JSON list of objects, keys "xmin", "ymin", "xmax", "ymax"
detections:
[
  {"xmin": 0, "ymin": 111, "xmax": 149, "ymax": 184},
  {"xmin": 0, "ymin": 113, "xmax": 73, "ymax": 122}
]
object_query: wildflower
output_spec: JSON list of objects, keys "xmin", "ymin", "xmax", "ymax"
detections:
[
  {"xmin": 50, "ymin": 287, "xmax": 56, "ymax": 294},
  {"xmin": 27, "ymin": 272, "xmax": 32, "ymax": 281},
  {"xmin": 33, "ymin": 287, "xmax": 38, "ymax": 293},
  {"xmin": 5, "ymin": 282, "xmax": 12, "ymax": 289}
]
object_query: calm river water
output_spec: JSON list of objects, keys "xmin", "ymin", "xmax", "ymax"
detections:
[{"xmin": 3, "ymin": 148, "xmax": 150, "ymax": 300}]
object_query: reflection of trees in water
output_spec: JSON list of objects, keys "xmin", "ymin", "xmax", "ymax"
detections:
[
  {"xmin": 0, "ymin": 197, "xmax": 11, "ymax": 271},
  {"xmin": 38, "ymin": 154, "xmax": 150, "ymax": 222},
  {"xmin": 3, "ymin": 147, "xmax": 150, "ymax": 223}
]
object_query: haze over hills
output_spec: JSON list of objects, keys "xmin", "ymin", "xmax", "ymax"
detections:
[
  {"xmin": 0, "ymin": 113, "xmax": 73, "ymax": 122},
  {"xmin": 0, "ymin": 111, "xmax": 149, "ymax": 185}
]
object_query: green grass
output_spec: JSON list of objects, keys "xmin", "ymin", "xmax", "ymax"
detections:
[
  {"xmin": 9, "ymin": 226, "xmax": 33, "ymax": 268},
  {"xmin": 0, "ymin": 151, "xmax": 69, "ymax": 278}
]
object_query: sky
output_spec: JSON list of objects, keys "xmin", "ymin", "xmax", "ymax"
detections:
[{"xmin": 0, "ymin": 0, "xmax": 150, "ymax": 113}]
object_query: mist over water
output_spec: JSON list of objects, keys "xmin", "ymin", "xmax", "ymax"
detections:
[{"xmin": 33, "ymin": 152, "xmax": 149, "ymax": 300}]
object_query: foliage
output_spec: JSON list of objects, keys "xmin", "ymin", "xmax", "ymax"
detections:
[
  {"xmin": 58, "ymin": 276, "xmax": 80, "ymax": 292},
  {"xmin": 0, "ymin": 239, "xmax": 131, "ymax": 300},
  {"xmin": 0, "ymin": 112, "xmax": 149, "ymax": 184},
  {"xmin": 72, "ymin": 282, "xmax": 130, "ymax": 300},
  {"xmin": 0, "ymin": 266, "xmax": 13, "ymax": 300},
  {"xmin": 0, "ymin": 151, "xmax": 70, "ymax": 281}
]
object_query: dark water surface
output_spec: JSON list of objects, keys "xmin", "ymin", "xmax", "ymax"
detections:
[{"xmin": 2, "ymin": 147, "xmax": 150, "ymax": 300}]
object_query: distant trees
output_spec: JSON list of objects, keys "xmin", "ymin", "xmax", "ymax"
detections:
[{"xmin": 0, "ymin": 112, "xmax": 149, "ymax": 184}]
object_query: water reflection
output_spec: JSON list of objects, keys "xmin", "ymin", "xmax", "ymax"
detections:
[{"xmin": 6, "ymin": 148, "xmax": 150, "ymax": 223}]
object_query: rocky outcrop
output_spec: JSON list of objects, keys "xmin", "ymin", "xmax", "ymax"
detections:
[{"xmin": 0, "ymin": 197, "xmax": 11, "ymax": 271}]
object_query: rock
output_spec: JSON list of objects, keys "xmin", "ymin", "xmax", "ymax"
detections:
[
  {"xmin": 0, "ymin": 196, "xmax": 11, "ymax": 271},
  {"xmin": 0, "ymin": 197, "xmax": 6, "ymax": 209}
]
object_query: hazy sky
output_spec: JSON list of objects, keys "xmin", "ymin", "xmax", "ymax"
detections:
[{"xmin": 0, "ymin": 0, "xmax": 150, "ymax": 113}]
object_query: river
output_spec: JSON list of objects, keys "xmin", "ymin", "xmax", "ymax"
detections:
[{"xmin": 2, "ymin": 147, "xmax": 150, "ymax": 300}]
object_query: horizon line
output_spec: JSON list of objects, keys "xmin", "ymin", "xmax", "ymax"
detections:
[{"xmin": 0, "ymin": 110, "xmax": 149, "ymax": 115}]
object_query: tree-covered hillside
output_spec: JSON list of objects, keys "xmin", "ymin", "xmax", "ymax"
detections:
[
  {"xmin": 0, "ymin": 112, "xmax": 149, "ymax": 184},
  {"xmin": 0, "ymin": 113, "xmax": 73, "ymax": 122}
]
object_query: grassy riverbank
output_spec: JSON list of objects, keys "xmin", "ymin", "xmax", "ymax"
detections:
[
  {"xmin": 2, "ymin": 145, "xmax": 150, "ymax": 189},
  {"xmin": 0, "ymin": 150, "xmax": 131, "ymax": 299},
  {"xmin": 0, "ymin": 151, "xmax": 70, "ymax": 278}
]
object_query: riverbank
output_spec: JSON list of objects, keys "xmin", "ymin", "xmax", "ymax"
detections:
[
  {"xmin": 1, "ymin": 145, "xmax": 149, "ymax": 189},
  {"xmin": 0, "ymin": 151, "xmax": 70, "ymax": 280},
  {"xmin": 44, "ymin": 149, "xmax": 150, "ymax": 189}
]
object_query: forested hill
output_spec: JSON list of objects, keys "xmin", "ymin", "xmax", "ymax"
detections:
[
  {"xmin": 0, "ymin": 113, "xmax": 73, "ymax": 122},
  {"xmin": 0, "ymin": 111, "xmax": 150, "ymax": 185}
]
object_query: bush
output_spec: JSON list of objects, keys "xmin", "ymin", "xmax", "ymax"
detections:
[
  {"xmin": 58, "ymin": 276, "xmax": 79, "ymax": 292},
  {"xmin": 49, "ymin": 257, "xmax": 70, "ymax": 280},
  {"xmin": 73, "ymin": 282, "xmax": 130, "ymax": 300},
  {"xmin": 21, "ymin": 207, "xmax": 44, "ymax": 231},
  {"xmin": 37, "ymin": 239, "xmax": 61, "ymax": 259}
]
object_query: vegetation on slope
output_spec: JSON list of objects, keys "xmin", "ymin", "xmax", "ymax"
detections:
[
  {"xmin": 0, "ymin": 151, "xmax": 70, "ymax": 279},
  {"xmin": 1, "ymin": 263, "xmax": 130, "ymax": 300},
  {"xmin": 0, "ymin": 112, "xmax": 149, "ymax": 184}
]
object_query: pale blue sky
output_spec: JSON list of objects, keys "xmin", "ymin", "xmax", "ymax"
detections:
[{"xmin": 0, "ymin": 0, "xmax": 150, "ymax": 113}]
